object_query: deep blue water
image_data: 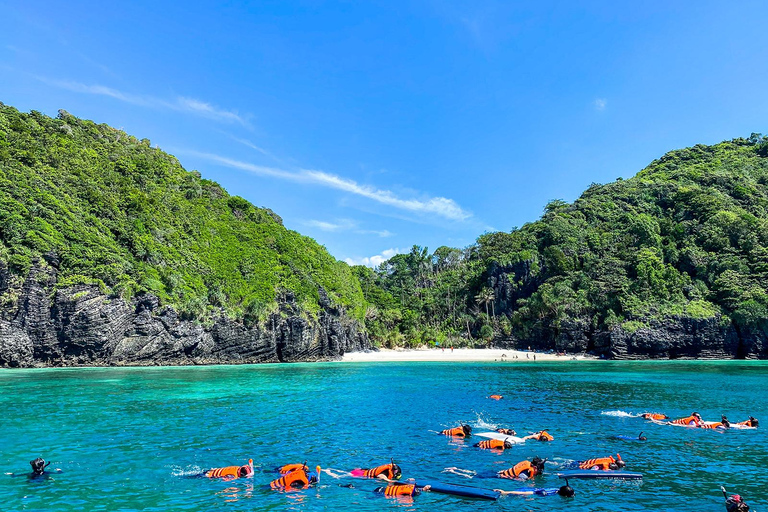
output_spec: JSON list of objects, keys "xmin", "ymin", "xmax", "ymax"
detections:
[{"xmin": 0, "ymin": 361, "xmax": 765, "ymax": 511}]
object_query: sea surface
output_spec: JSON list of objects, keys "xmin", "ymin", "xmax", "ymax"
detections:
[{"xmin": 0, "ymin": 361, "xmax": 765, "ymax": 511}]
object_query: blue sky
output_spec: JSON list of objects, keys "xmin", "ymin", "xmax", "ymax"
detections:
[{"xmin": 2, "ymin": 1, "xmax": 767, "ymax": 266}]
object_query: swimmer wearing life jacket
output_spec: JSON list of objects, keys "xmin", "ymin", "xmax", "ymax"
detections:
[
  {"xmin": 440, "ymin": 424, "xmax": 472, "ymax": 438},
  {"xmin": 373, "ymin": 483, "xmax": 422, "ymax": 497},
  {"xmin": 497, "ymin": 456, "xmax": 546, "ymax": 480},
  {"xmin": 350, "ymin": 460, "xmax": 402, "ymax": 481},
  {"xmin": 474, "ymin": 439, "xmax": 513, "ymax": 450},
  {"xmin": 205, "ymin": 459, "xmax": 254, "ymax": 480},
  {"xmin": 641, "ymin": 412, "xmax": 668, "ymax": 421},
  {"xmin": 489, "ymin": 394, "xmax": 503, "ymax": 400},
  {"xmin": 701, "ymin": 416, "xmax": 731, "ymax": 429},
  {"xmin": 275, "ymin": 462, "xmax": 308, "ymax": 475},
  {"xmin": 670, "ymin": 412, "xmax": 703, "ymax": 427},
  {"xmin": 577, "ymin": 454, "xmax": 625, "ymax": 471},
  {"xmin": 522, "ymin": 430, "xmax": 554, "ymax": 442},
  {"xmin": 495, "ymin": 428, "xmax": 517, "ymax": 436},
  {"xmin": 269, "ymin": 465, "xmax": 321, "ymax": 490},
  {"xmin": 734, "ymin": 416, "xmax": 759, "ymax": 428}
]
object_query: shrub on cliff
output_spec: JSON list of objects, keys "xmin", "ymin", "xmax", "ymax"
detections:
[{"xmin": 0, "ymin": 105, "xmax": 365, "ymax": 323}]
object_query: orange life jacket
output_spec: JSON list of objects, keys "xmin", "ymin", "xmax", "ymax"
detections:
[
  {"xmin": 578, "ymin": 456, "xmax": 615, "ymax": 470},
  {"xmin": 489, "ymin": 395, "xmax": 503, "ymax": 400},
  {"xmin": 364, "ymin": 464, "xmax": 397, "ymax": 479},
  {"xmin": 476, "ymin": 439, "xmax": 507, "ymax": 450},
  {"xmin": 441, "ymin": 426, "xmax": 467, "ymax": 438},
  {"xmin": 498, "ymin": 460, "xmax": 537, "ymax": 479},
  {"xmin": 700, "ymin": 422, "xmax": 724, "ymax": 429},
  {"xmin": 671, "ymin": 415, "xmax": 700, "ymax": 426},
  {"xmin": 205, "ymin": 465, "xmax": 241, "ymax": 479},
  {"xmin": 735, "ymin": 420, "xmax": 756, "ymax": 427},
  {"xmin": 538, "ymin": 430, "xmax": 554, "ymax": 441},
  {"xmin": 642, "ymin": 413, "xmax": 668, "ymax": 421},
  {"xmin": 270, "ymin": 469, "xmax": 309, "ymax": 490},
  {"xmin": 382, "ymin": 484, "xmax": 418, "ymax": 497},
  {"xmin": 278, "ymin": 463, "xmax": 306, "ymax": 475}
]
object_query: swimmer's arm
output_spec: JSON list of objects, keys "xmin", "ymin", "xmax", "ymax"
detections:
[{"xmin": 494, "ymin": 489, "xmax": 532, "ymax": 495}]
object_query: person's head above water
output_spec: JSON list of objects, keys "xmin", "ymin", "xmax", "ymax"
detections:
[
  {"xmin": 693, "ymin": 412, "xmax": 702, "ymax": 421},
  {"xmin": 749, "ymin": 416, "xmax": 759, "ymax": 427},
  {"xmin": 558, "ymin": 484, "xmax": 575, "ymax": 497},
  {"xmin": 531, "ymin": 456, "xmax": 547, "ymax": 473},
  {"xmin": 638, "ymin": 431, "xmax": 647, "ymax": 441},
  {"xmin": 30, "ymin": 458, "xmax": 49, "ymax": 475},
  {"xmin": 462, "ymin": 425, "xmax": 473, "ymax": 436}
]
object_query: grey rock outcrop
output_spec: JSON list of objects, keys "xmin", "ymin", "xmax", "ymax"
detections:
[
  {"xmin": 0, "ymin": 261, "xmax": 370, "ymax": 368},
  {"xmin": 486, "ymin": 262, "xmax": 768, "ymax": 359}
]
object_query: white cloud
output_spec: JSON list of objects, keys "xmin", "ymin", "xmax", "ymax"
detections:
[
  {"xmin": 303, "ymin": 219, "xmax": 394, "ymax": 238},
  {"xmin": 345, "ymin": 248, "xmax": 406, "ymax": 267},
  {"xmin": 39, "ymin": 78, "xmax": 246, "ymax": 124},
  {"xmin": 594, "ymin": 98, "xmax": 607, "ymax": 111},
  {"xmin": 181, "ymin": 150, "xmax": 473, "ymax": 221}
]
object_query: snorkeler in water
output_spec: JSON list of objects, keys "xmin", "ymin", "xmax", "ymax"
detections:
[
  {"xmin": 5, "ymin": 458, "xmax": 61, "ymax": 479},
  {"xmin": 204, "ymin": 459, "xmax": 254, "ymax": 480},
  {"xmin": 269, "ymin": 465, "xmax": 321, "ymax": 490}
]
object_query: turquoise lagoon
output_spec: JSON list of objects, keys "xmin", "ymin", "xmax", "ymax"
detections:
[{"xmin": 1, "ymin": 361, "xmax": 766, "ymax": 511}]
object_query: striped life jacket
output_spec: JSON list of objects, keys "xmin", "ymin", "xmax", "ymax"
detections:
[
  {"xmin": 642, "ymin": 413, "xmax": 668, "ymax": 421},
  {"xmin": 670, "ymin": 415, "xmax": 700, "ymax": 426},
  {"xmin": 380, "ymin": 484, "xmax": 419, "ymax": 497},
  {"xmin": 278, "ymin": 463, "xmax": 306, "ymax": 475},
  {"xmin": 205, "ymin": 465, "xmax": 240, "ymax": 479},
  {"xmin": 578, "ymin": 456, "xmax": 615, "ymax": 470},
  {"xmin": 270, "ymin": 469, "xmax": 309, "ymax": 490},
  {"xmin": 364, "ymin": 464, "xmax": 398, "ymax": 479},
  {"xmin": 440, "ymin": 426, "xmax": 467, "ymax": 438},
  {"xmin": 498, "ymin": 460, "xmax": 537, "ymax": 479},
  {"xmin": 476, "ymin": 439, "xmax": 507, "ymax": 450}
]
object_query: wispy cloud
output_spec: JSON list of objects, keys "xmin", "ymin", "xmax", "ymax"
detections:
[
  {"xmin": 345, "ymin": 248, "xmax": 406, "ymax": 267},
  {"xmin": 594, "ymin": 98, "xmax": 607, "ymax": 111},
  {"xmin": 39, "ymin": 77, "xmax": 247, "ymax": 125},
  {"xmin": 181, "ymin": 150, "xmax": 472, "ymax": 221},
  {"xmin": 304, "ymin": 219, "xmax": 394, "ymax": 237}
]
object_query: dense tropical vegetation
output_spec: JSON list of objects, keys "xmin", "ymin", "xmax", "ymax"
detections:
[
  {"xmin": 0, "ymin": 104, "xmax": 365, "ymax": 324},
  {"xmin": 2, "ymin": 103, "xmax": 767, "ymax": 351},
  {"xmin": 358, "ymin": 134, "xmax": 768, "ymax": 348}
]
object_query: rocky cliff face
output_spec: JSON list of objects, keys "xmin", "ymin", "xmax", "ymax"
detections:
[
  {"xmin": 0, "ymin": 260, "xmax": 370, "ymax": 368},
  {"xmin": 487, "ymin": 264, "xmax": 768, "ymax": 359}
]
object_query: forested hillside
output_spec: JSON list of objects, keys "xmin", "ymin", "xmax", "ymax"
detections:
[
  {"xmin": 0, "ymin": 104, "xmax": 365, "ymax": 325},
  {"xmin": 359, "ymin": 134, "xmax": 768, "ymax": 357}
]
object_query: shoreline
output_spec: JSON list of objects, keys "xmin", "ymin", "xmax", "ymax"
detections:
[{"xmin": 340, "ymin": 348, "xmax": 597, "ymax": 363}]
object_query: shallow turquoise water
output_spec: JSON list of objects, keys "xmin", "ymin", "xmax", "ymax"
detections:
[{"xmin": 0, "ymin": 361, "xmax": 765, "ymax": 511}]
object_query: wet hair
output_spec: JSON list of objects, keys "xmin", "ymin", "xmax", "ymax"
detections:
[
  {"xmin": 638, "ymin": 431, "xmax": 647, "ymax": 441},
  {"xmin": 558, "ymin": 485, "xmax": 575, "ymax": 497},
  {"xmin": 531, "ymin": 456, "xmax": 546, "ymax": 472},
  {"xmin": 462, "ymin": 424, "xmax": 473, "ymax": 435},
  {"xmin": 391, "ymin": 463, "xmax": 402, "ymax": 479},
  {"xmin": 749, "ymin": 416, "xmax": 759, "ymax": 427},
  {"xmin": 615, "ymin": 459, "xmax": 626, "ymax": 468},
  {"xmin": 30, "ymin": 458, "xmax": 47, "ymax": 475},
  {"xmin": 608, "ymin": 463, "xmax": 619, "ymax": 470},
  {"xmin": 693, "ymin": 412, "xmax": 702, "ymax": 419},
  {"xmin": 239, "ymin": 465, "xmax": 250, "ymax": 477},
  {"xmin": 503, "ymin": 441, "xmax": 513, "ymax": 449}
]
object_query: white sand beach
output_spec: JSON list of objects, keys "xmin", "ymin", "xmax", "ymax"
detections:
[{"xmin": 341, "ymin": 348, "xmax": 597, "ymax": 362}]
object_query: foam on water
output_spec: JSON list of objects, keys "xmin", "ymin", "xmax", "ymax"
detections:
[{"xmin": 601, "ymin": 410, "xmax": 640, "ymax": 418}]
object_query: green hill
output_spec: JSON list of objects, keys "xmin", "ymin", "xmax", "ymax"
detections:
[
  {"xmin": 359, "ymin": 134, "xmax": 768, "ymax": 354},
  {"xmin": 0, "ymin": 104, "xmax": 365, "ymax": 325}
]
